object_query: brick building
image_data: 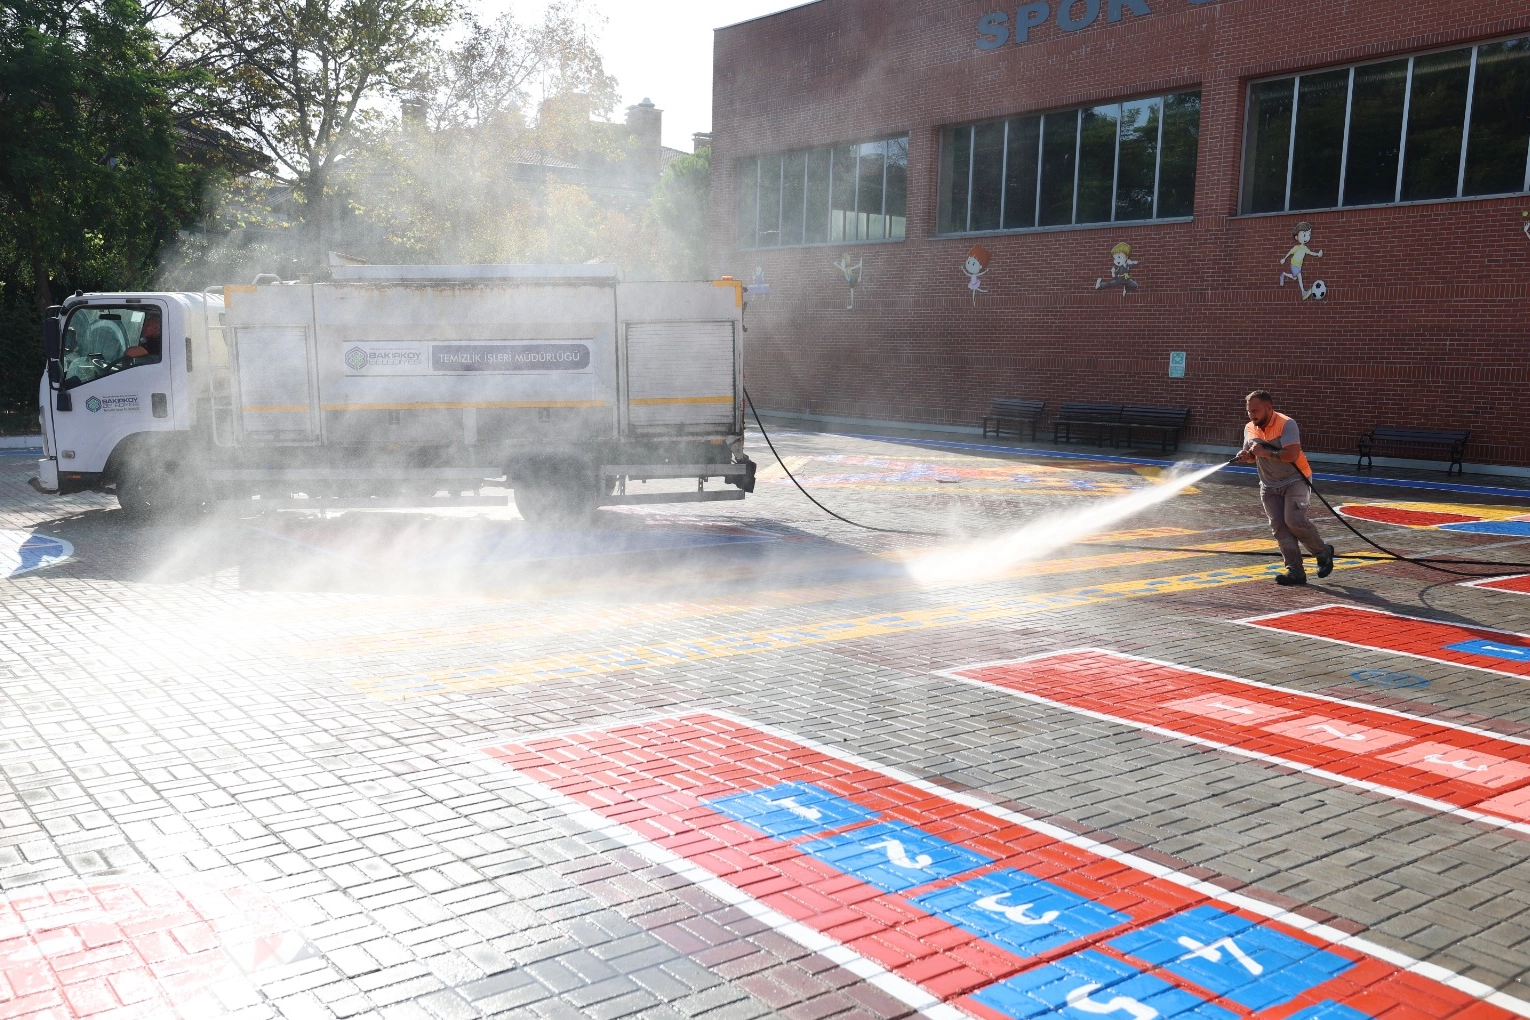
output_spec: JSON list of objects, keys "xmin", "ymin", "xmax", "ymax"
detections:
[{"xmin": 712, "ymin": 0, "xmax": 1530, "ymax": 466}]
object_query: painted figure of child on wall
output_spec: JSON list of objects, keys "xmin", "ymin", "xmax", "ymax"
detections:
[
  {"xmin": 962, "ymin": 245, "xmax": 991, "ymax": 304},
  {"xmin": 1279, "ymin": 221, "xmax": 1325, "ymax": 299},
  {"xmin": 1095, "ymin": 242, "xmax": 1139, "ymax": 296},
  {"xmin": 832, "ymin": 254, "xmax": 863, "ymax": 309}
]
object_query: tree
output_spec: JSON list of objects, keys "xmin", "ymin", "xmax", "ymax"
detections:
[
  {"xmin": 649, "ymin": 147, "xmax": 711, "ymax": 280},
  {"xmin": 0, "ymin": 0, "xmax": 207, "ymax": 425},
  {"xmin": 0, "ymin": 0, "xmax": 206, "ymax": 310},
  {"xmin": 179, "ymin": 0, "xmax": 455, "ymax": 256}
]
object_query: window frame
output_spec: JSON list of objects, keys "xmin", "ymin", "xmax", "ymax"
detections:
[
  {"xmin": 936, "ymin": 90, "xmax": 1200, "ymax": 239},
  {"xmin": 1238, "ymin": 34, "xmax": 1530, "ymax": 217},
  {"xmin": 736, "ymin": 134, "xmax": 910, "ymax": 250}
]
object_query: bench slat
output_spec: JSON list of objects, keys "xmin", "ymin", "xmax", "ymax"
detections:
[{"xmin": 1357, "ymin": 426, "xmax": 1469, "ymax": 476}]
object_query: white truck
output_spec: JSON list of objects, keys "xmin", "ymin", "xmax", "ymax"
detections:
[{"xmin": 35, "ymin": 264, "xmax": 756, "ymax": 521}]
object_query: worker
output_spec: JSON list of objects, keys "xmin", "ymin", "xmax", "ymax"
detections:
[
  {"xmin": 1235, "ymin": 390, "xmax": 1334, "ymax": 586},
  {"xmin": 124, "ymin": 310, "xmax": 162, "ymax": 362}
]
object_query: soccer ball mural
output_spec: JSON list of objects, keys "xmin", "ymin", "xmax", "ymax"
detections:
[{"xmin": 1308, "ymin": 280, "xmax": 1327, "ymax": 301}]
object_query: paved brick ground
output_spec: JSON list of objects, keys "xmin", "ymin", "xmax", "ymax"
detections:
[{"xmin": 2, "ymin": 429, "xmax": 1530, "ymax": 1020}]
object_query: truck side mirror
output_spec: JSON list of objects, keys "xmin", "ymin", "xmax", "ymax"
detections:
[
  {"xmin": 56, "ymin": 389, "xmax": 72, "ymax": 412},
  {"xmin": 42, "ymin": 316, "xmax": 60, "ymax": 361}
]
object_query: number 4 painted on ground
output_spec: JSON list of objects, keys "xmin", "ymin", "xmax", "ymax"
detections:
[{"xmin": 1177, "ymin": 935, "xmax": 1264, "ymax": 975}]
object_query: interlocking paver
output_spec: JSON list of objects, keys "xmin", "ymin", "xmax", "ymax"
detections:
[{"xmin": 2, "ymin": 431, "xmax": 1530, "ymax": 1018}]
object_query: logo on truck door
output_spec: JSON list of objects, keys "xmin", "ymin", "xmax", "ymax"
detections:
[{"xmin": 84, "ymin": 394, "xmax": 138, "ymax": 412}]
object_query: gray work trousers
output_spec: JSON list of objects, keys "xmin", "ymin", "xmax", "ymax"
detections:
[{"xmin": 1260, "ymin": 480, "xmax": 1328, "ymax": 575}]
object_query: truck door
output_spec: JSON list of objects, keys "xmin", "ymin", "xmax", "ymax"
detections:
[
  {"xmin": 50, "ymin": 301, "xmax": 175, "ymax": 474},
  {"xmin": 623, "ymin": 321, "xmax": 738, "ymax": 434}
]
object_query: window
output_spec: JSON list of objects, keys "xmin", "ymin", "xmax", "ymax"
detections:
[
  {"xmin": 61, "ymin": 306, "xmax": 162, "ymax": 390},
  {"xmin": 938, "ymin": 90, "xmax": 1200, "ymax": 234},
  {"xmin": 1241, "ymin": 36, "xmax": 1530, "ymax": 213},
  {"xmin": 737, "ymin": 135, "xmax": 909, "ymax": 248}
]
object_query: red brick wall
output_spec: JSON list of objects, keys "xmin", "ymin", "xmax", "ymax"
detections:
[{"xmin": 712, "ymin": 0, "xmax": 1530, "ymax": 464}]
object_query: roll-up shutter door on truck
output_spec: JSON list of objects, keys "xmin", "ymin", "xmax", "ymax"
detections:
[
  {"xmin": 233, "ymin": 325, "xmax": 320, "ymax": 443},
  {"xmin": 625, "ymin": 321, "xmax": 736, "ymax": 428}
]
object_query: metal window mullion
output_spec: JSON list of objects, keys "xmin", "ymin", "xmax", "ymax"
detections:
[
  {"xmin": 776, "ymin": 155, "xmax": 785, "ymax": 247},
  {"xmin": 1152, "ymin": 96, "xmax": 1164, "ymax": 219},
  {"xmin": 1034, "ymin": 116, "xmax": 1046, "ymax": 226},
  {"xmin": 803, "ymin": 149, "xmax": 811, "ymax": 242},
  {"xmin": 999, "ymin": 119, "xmax": 1010, "ymax": 228},
  {"xmin": 1284, "ymin": 76, "xmax": 1299, "ymax": 212},
  {"xmin": 1457, "ymin": 46, "xmax": 1478, "ymax": 198},
  {"xmin": 1395, "ymin": 56, "xmax": 1414, "ymax": 203},
  {"xmin": 1337, "ymin": 68, "xmax": 1355, "ymax": 207},
  {"xmin": 966, "ymin": 125, "xmax": 976, "ymax": 232},
  {"xmin": 881, "ymin": 139, "xmax": 889, "ymax": 232},
  {"xmin": 1110, "ymin": 104, "xmax": 1122, "ymax": 222},
  {"xmin": 853, "ymin": 147, "xmax": 863, "ymax": 240},
  {"xmin": 752, "ymin": 158, "xmax": 761, "ymax": 247},
  {"xmin": 1071, "ymin": 108, "xmax": 1082, "ymax": 224}
]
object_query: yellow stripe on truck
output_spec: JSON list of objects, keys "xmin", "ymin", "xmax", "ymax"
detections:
[
  {"xmin": 629, "ymin": 396, "xmax": 734, "ymax": 406},
  {"xmin": 319, "ymin": 400, "xmax": 606, "ymax": 411},
  {"xmin": 243, "ymin": 405, "xmax": 311, "ymax": 413}
]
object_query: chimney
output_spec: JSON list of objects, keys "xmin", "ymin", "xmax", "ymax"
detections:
[
  {"xmin": 625, "ymin": 98, "xmax": 663, "ymax": 177},
  {"xmin": 692, "ymin": 131, "xmax": 713, "ymax": 154}
]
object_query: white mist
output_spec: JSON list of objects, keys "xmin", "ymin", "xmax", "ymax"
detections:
[{"xmin": 907, "ymin": 461, "xmax": 1227, "ymax": 585}]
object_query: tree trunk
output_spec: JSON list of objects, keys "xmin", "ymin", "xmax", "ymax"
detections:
[{"xmin": 32, "ymin": 261, "xmax": 52, "ymax": 314}]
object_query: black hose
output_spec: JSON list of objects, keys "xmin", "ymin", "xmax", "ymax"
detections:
[
  {"xmin": 746, "ymin": 408, "xmax": 1530, "ymax": 575},
  {"xmin": 745, "ymin": 389, "xmax": 943, "ymax": 536}
]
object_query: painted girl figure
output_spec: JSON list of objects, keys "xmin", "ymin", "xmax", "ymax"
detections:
[
  {"xmin": 832, "ymin": 254, "xmax": 863, "ymax": 309},
  {"xmin": 963, "ymin": 245, "xmax": 992, "ymax": 304}
]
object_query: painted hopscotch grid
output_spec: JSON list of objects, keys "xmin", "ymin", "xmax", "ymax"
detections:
[
  {"xmin": 481, "ymin": 712, "xmax": 1529, "ymax": 1020},
  {"xmin": 939, "ymin": 649, "xmax": 1530, "ymax": 835},
  {"xmin": 1239, "ymin": 604, "xmax": 1530, "ymax": 682}
]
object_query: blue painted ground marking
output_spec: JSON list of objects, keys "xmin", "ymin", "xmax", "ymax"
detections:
[
  {"xmin": 1107, "ymin": 906, "xmax": 1353, "ymax": 1010},
  {"xmin": 973, "ymin": 949, "xmax": 1238, "ymax": 1020},
  {"xmin": 1445, "ymin": 639, "xmax": 1530, "ymax": 663},
  {"xmin": 910, "ymin": 869, "xmax": 1130, "ymax": 959},
  {"xmin": 1, "ymin": 531, "xmax": 72, "ymax": 578},
  {"xmin": 1350, "ymin": 669, "xmax": 1430, "ymax": 689},
  {"xmin": 1437, "ymin": 520, "xmax": 1530, "ymax": 536},
  {"xmin": 703, "ymin": 782, "xmax": 877, "ymax": 839},
  {"xmin": 796, "ymin": 821, "xmax": 992, "ymax": 893},
  {"xmin": 1283, "ymin": 1002, "xmax": 1374, "ymax": 1020}
]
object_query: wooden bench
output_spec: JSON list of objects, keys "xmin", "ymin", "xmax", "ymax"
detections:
[
  {"xmin": 1053, "ymin": 403, "xmax": 1124, "ymax": 446},
  {"xmin": 1121, "ymin": 405, "xmax": 1191, "ymax": 452},
  {"xmin": 982, "ymin": 398, "xmax": 1045, "ymax": 441},
  {"xmin": 1357, "ymin": 426, "xmax": 1470, "ymax": 476}
]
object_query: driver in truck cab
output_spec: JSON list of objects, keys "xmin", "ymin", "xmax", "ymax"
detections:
[{"xmin": 62, "ymin": 307, "xmax": 161, "ymax": 386}]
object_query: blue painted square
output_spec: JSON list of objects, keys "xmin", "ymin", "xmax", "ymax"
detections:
[
  {"xmin": 1444, "ymin": 638, "xmax": 1530, "ymax": 663},
  {"xmin": 910, "ymin": 869, "xmax": 1129, "ymax": 959},
  {"xmin": 702, "ymin": 782, "xmax": 876, "ymax": 838},
  {"xmin": 1438, "ymin": 520, "xmax": 1530, "ymax": 537},
  {"xmin": 974, "ymin": 949, "xmax": 1239, "ymax": 1020},
  {"xmin": 1108, "ymin": 906, "xmax": 1353, "ymax": 1010},
  {"xmin": 1283, "ymin": 1001, "xmax": 1374, "ymax": 1020},
  {"xmin": 796, "ymin": 821, "xmax": 992, "ymax": 893}
]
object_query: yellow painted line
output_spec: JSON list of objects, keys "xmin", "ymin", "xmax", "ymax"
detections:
[
  {"xmin": 353, "ymin": 553, "xmax": 1372, "ymax": 699},
  {"xmin": 629, "ymin": 396, "xmax": 734, "ymax": 406},
  {"xmin": 790, "ymin": 484, "xmax": 1201, "ymax": 497},
  {"xmin": 320, "ymin": 545, "xmax": 1213, "ymax": 661},
  {"xmin": 242, "ymin": 405, "xmax": 310, "ymax": 414},
  {"xmin": 320, "ymin": 400, "xmax": 606, "ymax": 411},
  {"xmin": 1078, "ymin": 527, "xmax": 1200, "ymax": 543}
]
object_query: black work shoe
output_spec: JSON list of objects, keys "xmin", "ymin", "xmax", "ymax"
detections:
[
  {"xmin": 1275, "ymin": 571, "xmax": 1308, "ymax": 586},
  {"xmin": 1316, "ymin": 544, "xmax": 1335, "ymax": 578}
]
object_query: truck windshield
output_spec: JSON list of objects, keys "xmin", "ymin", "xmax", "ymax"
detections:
[{"xmin": 60, "ymin": 306, "xmax": 162, "ymax": 390}]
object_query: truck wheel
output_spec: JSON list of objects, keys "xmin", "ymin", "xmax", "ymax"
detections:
[
  {"xmin": 513, "ymin": 478, "xmax": 597, "ymax": 526},
  {"xmin": 116, "ymin": 462, "xmax": 206, "ymax": 521}
]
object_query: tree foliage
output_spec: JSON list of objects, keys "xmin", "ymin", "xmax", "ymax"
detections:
[
  {"xmin": 649, "ymin": 146, "xmax": 711, "ymax": 280},
  {"xmin": 0, "ymin": 0, "xmax": 208, "ymax": 423}
]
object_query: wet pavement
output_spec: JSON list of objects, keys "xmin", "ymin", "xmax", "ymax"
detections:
[{"xmin": 2, "ymin": 426, "xmax": 1530, "ymax": 1020}]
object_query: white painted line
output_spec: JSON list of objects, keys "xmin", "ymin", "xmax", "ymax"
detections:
[
  {"xmin": 1460, "ymin": 574, "xmax": 1530, "ymax": 594},
  {"xmin": 484, "ymin": 707, "xmax": 1530, "ymax": 1020},
  {"xmin": 1234, "ymin": 603, "xmax": 1530, "ymax": 683}
]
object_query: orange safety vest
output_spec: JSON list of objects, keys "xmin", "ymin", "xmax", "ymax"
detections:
[{"xmin": 1245, "ymin": 411, "xmax": 1312, "ymax": 479}]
